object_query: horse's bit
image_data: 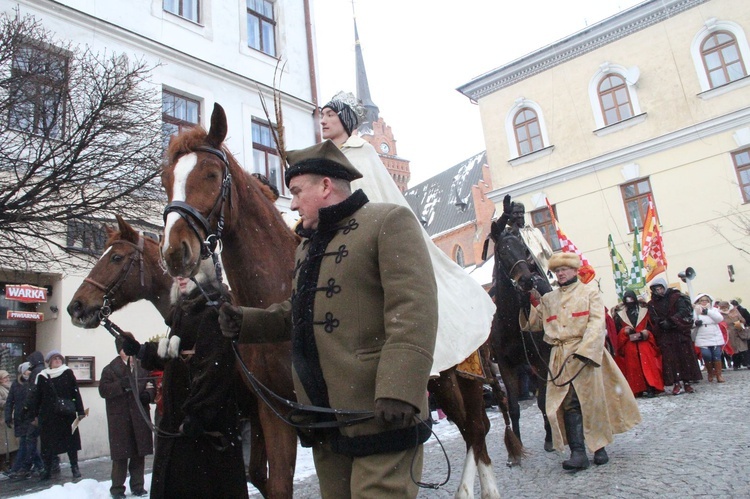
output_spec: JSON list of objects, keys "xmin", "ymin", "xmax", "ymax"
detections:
[{"xmin": 163, "ymin": 146, "xmax": 232, "ymax": 260}]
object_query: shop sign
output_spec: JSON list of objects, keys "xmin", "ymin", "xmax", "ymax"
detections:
[
  {"xmin": 4, "ymin": 284, "xmax": 48, "ymax": 303},
  {"xmin": 6, "ymin": 310, "xmax": 44, "ymax": 321}
]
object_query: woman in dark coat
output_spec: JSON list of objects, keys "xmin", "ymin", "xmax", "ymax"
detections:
[
  {"xmin": 4, "ymin": 361, "xmax": 45, "ymax": 479},
  {"xmin": 24, "ymin": 350, "xmax": 86, "ymax": 481},
  {"xmin": 99, "ymin": 339, "xmax": 155, "ymax": 497},
  {"xmin": 646, "ymin": 278, "xmax": 702, "ymax": 395},
  {"xmin": 121, "ymin": 260, "xmax": 247, "ymax": 499}
]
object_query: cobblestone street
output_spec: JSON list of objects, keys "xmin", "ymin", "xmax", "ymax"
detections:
[
  {"xmin": 277, "ymin": 368, "xmax": 750, "ymax": 499},
  {"xmin": 3, "ymin": 369, "xmax": 748, "ymax": 498}
]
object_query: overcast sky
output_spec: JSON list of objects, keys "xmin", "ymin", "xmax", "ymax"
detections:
[{"xmin": 312, "ymin": 0, "xmax": 644, "ymax": 186}]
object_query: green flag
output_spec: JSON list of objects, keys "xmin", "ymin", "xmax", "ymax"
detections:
[
  {"xmin": 627, "ymin": 224, "xmax": 647, "ymax": 292},
  {"xmin": 608, "ymin": 234, "xmax": 628, "ymax": 300}
]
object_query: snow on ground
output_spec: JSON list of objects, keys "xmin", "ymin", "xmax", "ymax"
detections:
[{"xmin": 8, "ymin": 411, "xmax": 470, "ymax": 498}]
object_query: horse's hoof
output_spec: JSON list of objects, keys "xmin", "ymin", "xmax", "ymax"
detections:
[{"xmin": 544, "ymin": 440, "xmax": 554, "ymax": 452}]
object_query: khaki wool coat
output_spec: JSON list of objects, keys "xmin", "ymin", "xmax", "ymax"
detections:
[
  {"xmin": 525, "ymin": 280, "xmax": 641, "ymax": 452},
  {"xmin": 240, "ymin": 194, "xmax": 438, "ymax": 444}
]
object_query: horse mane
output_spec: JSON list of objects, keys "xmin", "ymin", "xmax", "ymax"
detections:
[{"xmin": 165, "ymin": 126, "xmax": 282, "ymax": 207}]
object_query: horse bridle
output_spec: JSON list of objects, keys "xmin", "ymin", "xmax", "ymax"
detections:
[
  {"xmin": 163, "ymin": 146, "xmax": 233, "ymax": 260},
  {"xmin": 84, "ymin": 237, "xmax": 145, "ymax": 321}
]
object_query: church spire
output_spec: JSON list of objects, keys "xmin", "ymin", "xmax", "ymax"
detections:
[{"xmin": 353, "ymin": 15, "xmax": 379, "ymax": 130}]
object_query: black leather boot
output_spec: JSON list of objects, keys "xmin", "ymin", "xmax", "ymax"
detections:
[
  {"xmin": 71, "ymin": 464, "xmax": 81, "ymax": 480},
  {"xmin": 594, "ymin": 447, "xmax": 609, "ymax": 465},
  {"xmin": 562, "ymin": 411, "xmax": 590, "ymax": 470}
]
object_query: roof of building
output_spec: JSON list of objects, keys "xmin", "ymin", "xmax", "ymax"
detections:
[{"xmin": 403, "ymin": 151, "xmax": 488, "ymax": 237}]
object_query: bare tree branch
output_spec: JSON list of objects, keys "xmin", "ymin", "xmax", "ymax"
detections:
[{"xmin": 0, "ymin": 11, "xmax": 164, "ymax": 273}]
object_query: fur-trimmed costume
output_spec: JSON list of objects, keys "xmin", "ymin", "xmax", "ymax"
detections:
[
  {"xmin": 136, "ymin": 281, "xmax": 247, "ymax": 499},
  {"xmin": 524, "ymin": 279, "xmax": 641, "ymax": 452}
]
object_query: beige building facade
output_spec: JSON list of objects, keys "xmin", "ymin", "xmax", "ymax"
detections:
[{"xmin": 459, "ymin": 0, "xmax": 750, "ymax": 308}]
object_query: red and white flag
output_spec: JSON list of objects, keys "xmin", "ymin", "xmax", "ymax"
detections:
[
  {"xmin": 545, "ymin": 198, "xmax": 596, "ymax": 284},
  {"xmin": 641, "ymin": 195, "xmax": 667, "ymax": 282}
]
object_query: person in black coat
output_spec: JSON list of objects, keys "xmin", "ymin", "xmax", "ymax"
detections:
[
  {"xmin": 23, "ymin": 350, "xmax": 86, "ymax": 481},
  {"xmin": 4, "ymin": 361, "xmax": 45, "ymax": 479},
  {"xmin": 99, "ymin": 339, "xmax": 154, "ymax": 498},
  {"xmin": 120, "ymin": 260, "xmax": 247, "ymax": 499}
]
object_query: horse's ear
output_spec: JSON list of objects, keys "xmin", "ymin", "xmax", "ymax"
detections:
[
  {"xmin": 207, "ymin": 103, "xmax": 228, "ymax": 148},
  {"xmin": 116, "ymin": 215, "xmax": 139, "ymax": 244}
]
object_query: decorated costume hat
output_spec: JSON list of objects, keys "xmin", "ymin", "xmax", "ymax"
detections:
[
  {"xmin": 321, "ymin": 91, "xmax": 363, "ymax": 137},
  {"xmin": 285, "ymin": 140, "xmax": 362, "ymax": 187},
  {"xmin": 548, "ymin": 252, "xmax": 581, "ymax": 271}
]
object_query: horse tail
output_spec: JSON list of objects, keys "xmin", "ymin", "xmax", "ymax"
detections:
[{"xmin": 480, "ymin": 343, "xmax": 527, "ymax": 464}]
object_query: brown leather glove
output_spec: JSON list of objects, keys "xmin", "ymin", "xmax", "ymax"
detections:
[
  {"xmin": 374, "ymin": 398, "xmax": 416, "ymax": 427},
  {"xmin": 219, "ymin": 303, "xmax": 243, "ymax": 339}
]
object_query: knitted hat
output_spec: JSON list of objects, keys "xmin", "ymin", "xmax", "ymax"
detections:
[
  {"xmin": 18, "ymin": 362, "xmax": 31, "ymax": 375},
  {"xmin": 45, "ymin": 350, "xmax": 64, "ymax": 363},
  {"xmin": 284, "ymin": 140, "xmax": 362, "ymax": 187},
  {"xmin": 548, "ymin": 252, "xmax": 581, "ymax": 271},
  {"xmin": 321, "ymin": 95, "xmax": 360, "ymax": 137}
]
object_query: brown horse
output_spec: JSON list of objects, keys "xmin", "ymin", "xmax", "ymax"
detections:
[
  {"xmin": 159, "ymin": 103, "xmax": 522, "ymax": 498},
  {"xmin": 66, "ymin": 216, "xmax": 271, "ymax": 495},
  {"xmin": 160, "ymin": 104, "xmax": 298, "ymax": 498}
]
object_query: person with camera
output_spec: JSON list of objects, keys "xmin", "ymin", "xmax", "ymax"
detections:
[
  {"xmin": 692, "ymin": 293, "xmax": 726, "ymax": 382},
  {"xmin": 612, "ymin": 290, "xmax": 664, "ymax": 397},
  {"xmin": 647, "ymin": 278, "xmax": 702, "ymax": 395}
]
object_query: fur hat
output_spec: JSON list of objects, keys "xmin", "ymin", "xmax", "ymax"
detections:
[
  {"xmin": 45, "ymin": 350, "xmax": 64, "ymax": 363},
  {"xmin": 548, "ymin": 252, "xmax": 581, "ymax": 271},
  {"xmin": 18, "ymin": 362, "xmax": 31, "ymax": 375},
  {"xmin": 284, "ymin": 140, "xmax": 362, "ymax": 187}
]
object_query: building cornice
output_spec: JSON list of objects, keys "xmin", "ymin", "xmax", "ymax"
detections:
[
  {"xmin": 488, "ymin": 106, "xmax": 750, "ymax": 202},
  {"xmin": 457, "ymin": 0, "xmax": 708, "ymax": 101},
  {"xmin": 21, "ymin": 0, "xmax": 315, "ymax": 112}
]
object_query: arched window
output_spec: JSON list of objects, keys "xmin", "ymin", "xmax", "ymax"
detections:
[
  {"xmin": 598, "ymin": 75, "xmax": 633, "ymax": 126},
  {"xmin": 513, "ymin": 108, "xmax": 543, "ymax": 156},
  {"xmin": 701, "ymin": 31, "xmax": 746, "ymax": 88},
  {"xmin": 454, "ymin": 246, "xmax": 465, "ymax": 268}
]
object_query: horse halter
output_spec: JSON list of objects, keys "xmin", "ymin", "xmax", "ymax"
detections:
[
  {"xmin": 84, "ymin": 237, "xmax": 145, "ymax": 320},
  {"xmin": 163, "ymin": 146, "xmax": 233, "ymax": 260}
]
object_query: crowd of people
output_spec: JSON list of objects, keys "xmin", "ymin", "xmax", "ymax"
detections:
[
  {"xmin": 610, "ymin": 281, "xmax": 750, "ymax": 398},
  {"xmin": 6, "ymin": 92, "xmax": 750, "ymax": 498},
  {"xmin": 3, "ymin": 349, "xmax": 86, "ymax": 482}
]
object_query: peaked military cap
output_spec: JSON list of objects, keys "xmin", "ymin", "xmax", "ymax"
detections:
[{"xmin": 285, "ymin": 140, "xmax": 362, "ymax": 187}]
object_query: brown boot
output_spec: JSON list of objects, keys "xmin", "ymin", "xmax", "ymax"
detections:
[
  {"xmin": 714, "ymin": 360, "xmax": 725, "ymax": 383},
  {"xmin": 705, "ymin": 361, "xmax": 715, "ymax": 382}
]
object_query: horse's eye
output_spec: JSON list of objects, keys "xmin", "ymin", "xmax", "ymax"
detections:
[{"xmin": 111, "ymin": 254, "xmax": 124, "ymax": 263}]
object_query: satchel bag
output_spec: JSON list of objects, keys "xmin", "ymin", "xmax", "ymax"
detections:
[{"xmin": 49, "ymin": 380, "xmax": 77, "ymax": 417}]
